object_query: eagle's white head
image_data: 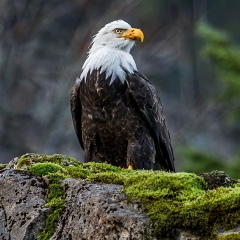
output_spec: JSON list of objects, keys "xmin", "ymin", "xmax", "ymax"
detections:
[{"xmin": 79, "ymin": 20, "xmax": 144, "ymax": 84}]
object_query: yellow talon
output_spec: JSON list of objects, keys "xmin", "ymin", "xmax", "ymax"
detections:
[{"xmin": 128, "ymin": 165, "xmax": 133, "ymax": 170}]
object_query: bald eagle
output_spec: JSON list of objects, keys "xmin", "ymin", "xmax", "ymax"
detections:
[{"xmin": 70, "ymin": 20, "xmax": 175, "ymax": 171}]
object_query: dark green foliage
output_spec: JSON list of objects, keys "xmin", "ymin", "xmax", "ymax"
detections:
[
  {"xmin": 179, "ymin": 148, "xmax": 240, "ymax": 179},
  {"xmin": 197, "ymin": 23, "xmax": 240, "ymax": 122},
  {"xmin": 180, "ymin": 148, "xmax": 225, "ymax": 173},
  {"xmin": 227, "ymin": 154, "xmax": 240, "ymax": 179}
]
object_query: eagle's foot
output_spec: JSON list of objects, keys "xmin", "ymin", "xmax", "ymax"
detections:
[{"xmin": 128, "ymin": 165, "xmax": 133, "ymax": 170}]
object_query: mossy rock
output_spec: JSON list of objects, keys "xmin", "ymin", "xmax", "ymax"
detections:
[
  {"xmin": 17, "ymin": 153, "xmax": 78, "ymax": 170},
  {"xmin": 0, "ymin": 163, "xmax": 7, "ymax": 170},
  {"xmin": 13, "ymin": 153, "xmax": 240, "ymax": 239},
  {"xmin": 217, "ymin": 234, "xmax": 240, "ymax": 240},
  {"xmin": 199, "ymin": 170, "xmax": 237, "ymax": 189},
  {"xmin": 29, "ymin": 162, "xmax": 66, "ymax": 177}
]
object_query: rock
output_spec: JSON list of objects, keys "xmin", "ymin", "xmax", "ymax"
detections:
[
  {"xmin": 51, "ymin": 179, "xmax": 150, "ymax": 240},
  {"xmin": 198, "ymin": 171, "xmax": 237, "ymax": 190},
  {"xmin": 7, "ymin": 157, "xmax": 19, "ymax": 169},
  {"xmin": 0, "ymin": 166, "xmax": 152, "ymax": 240},
  {"xmin": 0, "ymin": 169, "xmax": 50, "ymax": 240},
  {"xmin": 1, "ymin": 154, "xmax": 240, "ymax": 239},
  {"xmin": 0, "ymin": 202, "xmax": 10, "ymax": 240},
  {"xmin": 176, "ymin": 230, "xmax": 200, "ymax": 240}
]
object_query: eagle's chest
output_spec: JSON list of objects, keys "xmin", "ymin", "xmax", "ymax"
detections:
[{"xmin": 80, "ymin": 70, "xmax": 129, "ymax": 120}]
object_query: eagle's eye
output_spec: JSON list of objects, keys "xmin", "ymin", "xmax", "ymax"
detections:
[{"xmin": 114, "ymin": 28, "xmax": 123, "ymax": 34}]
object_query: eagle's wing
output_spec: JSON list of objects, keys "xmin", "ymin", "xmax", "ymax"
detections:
[
  {"xmin": 70, "ymin": 81, "xmax": 84, "ymax": 149},
  {"xmin": 126, "ymin": 71, "xmax": 175, "ymax": 171}
]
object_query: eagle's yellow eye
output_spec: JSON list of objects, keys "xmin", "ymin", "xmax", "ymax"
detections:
[{"xmin": 114, "ymin": 29, "xmax": 122, "ymax": 34}]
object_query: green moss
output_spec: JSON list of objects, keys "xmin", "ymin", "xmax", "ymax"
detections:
[
  {"xmin": 217, "ymin": 234, "xmax": 240, "ymax": 240},
  {"xmin": 123, "ymin": 171, "xmax": 240, "ymax": 239},
  {"xmin": 83, "ymin": 161, "xmax": 122, "ymax": 173},
  {"xmin": 37, "ymin": 208, "xmax": 62, "ymax": 240},
  {"xmin": 37, "ymin": 172, "xmax": 65, "ymax": 240},
  {"xmin": 0, "ymin": 164, "xmax": 7, "ymax": 170},
  {"xmin": 15, "ymin": 153, "xmax": 240, "ymax": 240},
  {"xmin": 17, "ymin": 153, "xmax": 79, "ymax": 170},
  {"xmin": 18, "ymin": 156, "xmax": 69, "ymax": 240},
  {"xmin": 29, "ymin": 163, "xmax": 66, "ymax": 177},
  {"xmin": 87, "ymin": 172, "xmax": 126, "ymax": 184},
  {"xmin": 64, "ymin": 165, "xmax": 89, "ymax": 179}
]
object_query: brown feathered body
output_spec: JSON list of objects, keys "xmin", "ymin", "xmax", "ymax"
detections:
[{"xmin": 71, "ymin": 69, "xmax": 175, "ymax": 171}]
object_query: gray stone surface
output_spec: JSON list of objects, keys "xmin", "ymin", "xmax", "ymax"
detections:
[
  {"xmin": 7, "ymin": 157, "xmax": 20, "ymax": 169},
  {"xmin": 0, "ymin": 169, "xmax": 50, "ymax": 240},
  {"xmin": 0, "ymin": 202, "xmax": 10, "ymax": 240},
  {"xmin": 1, "ymin": 163, "xmax": 239, "ymax": 240},
  {"xmin": 176, "ymin": 231, "xmax": 200, "ymax": 240},
  {"xmin": 51, "ymin": 178, "xmax": 151, "ymax": 240}
]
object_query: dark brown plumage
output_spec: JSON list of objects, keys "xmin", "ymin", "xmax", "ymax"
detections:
[{"xmin": 71, "ymin": 69, "xmax": 175, "ymax": 171}]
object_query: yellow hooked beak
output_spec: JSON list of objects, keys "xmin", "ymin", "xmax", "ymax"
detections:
[{"xmin": 120, "ymin": 28, "xmax": 144, "ymax": 42}]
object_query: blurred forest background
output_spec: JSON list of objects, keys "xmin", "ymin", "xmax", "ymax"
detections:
[{"xmin": 1, "ymin": 0, "xmax": 240, "ymax": 176}]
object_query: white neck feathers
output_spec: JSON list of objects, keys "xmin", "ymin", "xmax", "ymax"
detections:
[{"xmin": 80, "ymin": 47, "xmax": 137, "ymax": 84}]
